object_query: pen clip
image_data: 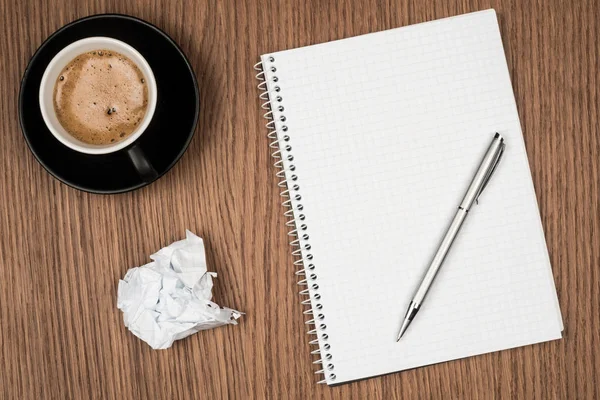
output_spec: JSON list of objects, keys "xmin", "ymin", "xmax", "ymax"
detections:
[{"xmin": 475, "ymin": 141, "xmax": 505, "ymax": 205}]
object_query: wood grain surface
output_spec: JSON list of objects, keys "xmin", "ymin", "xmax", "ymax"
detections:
[{"xmin": 0, "ymin": 0, "xmax": 598, "ymax": 398}]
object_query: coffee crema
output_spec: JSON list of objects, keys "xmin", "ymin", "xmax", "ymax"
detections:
[{"xmin": 53, "ymin": 49, "xmax": 148, "ymax": 145}]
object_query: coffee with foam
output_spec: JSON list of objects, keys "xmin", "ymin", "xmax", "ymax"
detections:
[{"xmin": 53, "ymin": 49, "xmax": 148, "ymax": 145}]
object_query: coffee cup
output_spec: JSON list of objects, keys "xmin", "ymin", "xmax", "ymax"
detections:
[{"xmin": 39, "ymin": 37, "xmax": 158, "ymax": 180}]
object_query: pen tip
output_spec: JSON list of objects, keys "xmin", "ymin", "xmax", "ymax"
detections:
[
  {"xmin": 397, "ymin": 318, "xmax": 411, "ymax": 342},
  {"xmin": 396, "ymin": 331, "xmax": 404, "ymax": 342}
]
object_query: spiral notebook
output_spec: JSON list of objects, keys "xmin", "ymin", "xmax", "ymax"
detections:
[{"xmin": 255, "ymin": 9, "xmax": 563, "ymax": 385}]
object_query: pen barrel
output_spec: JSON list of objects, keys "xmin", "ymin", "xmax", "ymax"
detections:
[{"xmin": 413, "ymin": 208, "xmax": 468, "ymax": 304}]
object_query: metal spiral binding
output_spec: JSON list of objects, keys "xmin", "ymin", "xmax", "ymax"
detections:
[{"xmin": 255, "ymin": 57, "xmax": 336, "ymax": 384}]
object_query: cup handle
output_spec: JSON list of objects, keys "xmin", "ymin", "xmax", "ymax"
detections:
[{"xmin": 127, "ymin": 144, "xmax": 158, "ymax": 182}]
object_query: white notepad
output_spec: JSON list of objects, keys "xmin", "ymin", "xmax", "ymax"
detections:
[{"xmin": 256, "ymin": 9, "xmax": 562, "ymax": 385}]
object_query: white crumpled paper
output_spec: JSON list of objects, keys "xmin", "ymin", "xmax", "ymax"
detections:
[{"xmin": 117, "ymin": 230, "xmax": 242, "ymax": 349}]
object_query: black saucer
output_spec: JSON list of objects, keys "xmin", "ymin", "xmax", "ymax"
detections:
[{"xmin": 19, "ymin": 14, "xmax": 199, "ymax": 194}]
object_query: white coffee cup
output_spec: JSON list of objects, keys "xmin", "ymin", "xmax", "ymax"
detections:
[{"xmin": 39, "ymin": 37, "xmax": 157, "ymax": 155}]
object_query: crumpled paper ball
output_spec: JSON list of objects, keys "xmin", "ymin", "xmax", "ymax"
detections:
[{"xmin": 117, "ymin": 230, "xmax": 241, "ymax": 349}]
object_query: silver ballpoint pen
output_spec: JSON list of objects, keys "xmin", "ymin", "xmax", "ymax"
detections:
[{"xmin": 397, "ymin": 132, "xmax": 506, "ymax": 341}]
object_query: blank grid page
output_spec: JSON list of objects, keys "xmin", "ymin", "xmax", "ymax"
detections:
[{"xmin": 261, "ymin": 9, "xmax": 562, "ymax": 384}]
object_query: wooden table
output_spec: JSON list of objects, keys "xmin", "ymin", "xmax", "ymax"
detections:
[{"xmin": 1, "ymin": 0, "xmax": 598, "ymax": 398}]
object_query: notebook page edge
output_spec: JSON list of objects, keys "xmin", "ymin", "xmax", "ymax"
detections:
[
  {"xmin": 331, "ymin": 333, "xmax": 563, "ymax": 385},
  {"xmin": 258, "ymin": 55, "xmax": 335, "ymax": 384},
  {"xmin": 264, "ymin": 9, "xmax": 498, "ymax": 59},
  {"xmin": 489, "ymin": 11, "xmax": 564, "ymax": 332}
]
